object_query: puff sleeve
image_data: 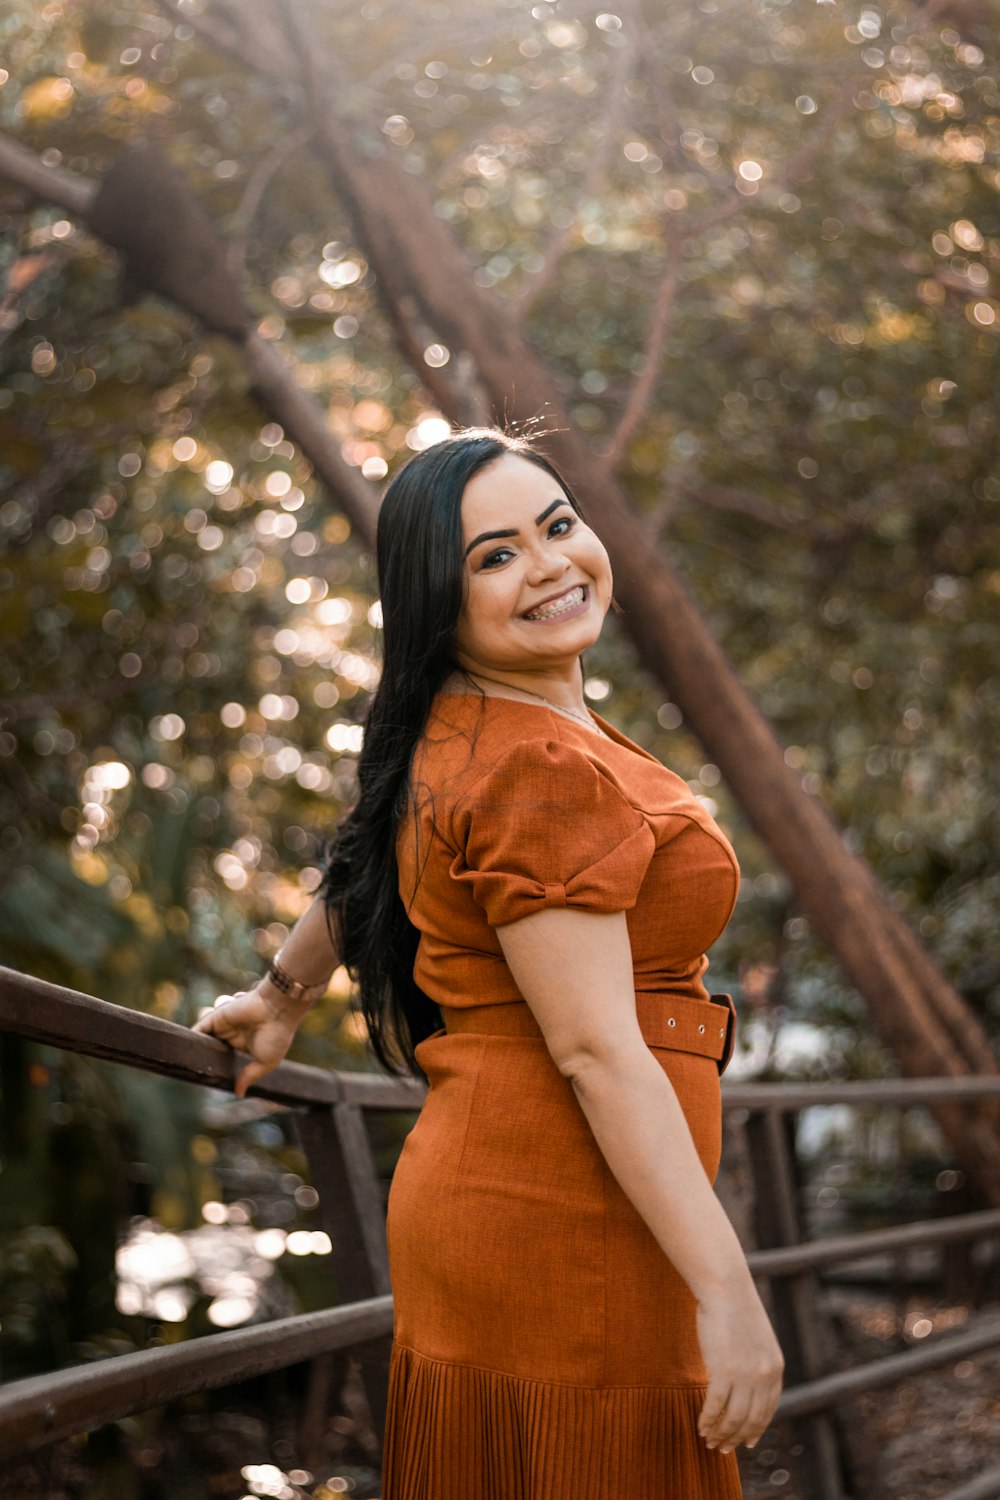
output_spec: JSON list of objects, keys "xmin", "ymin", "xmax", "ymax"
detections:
[{"xmin": 450, "ymin": 739, "xmax": 656, "ymax": 928}]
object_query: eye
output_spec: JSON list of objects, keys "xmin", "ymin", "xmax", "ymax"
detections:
[
  {"xmin": 481, "ymin": 547, "xmax": 514, "ymax": 570},
  {"xmin": 550, "ymin": 515, "xmax": 575, "ymax": 537}
]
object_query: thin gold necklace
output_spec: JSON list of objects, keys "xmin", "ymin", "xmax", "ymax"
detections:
[{"xmin": 465, "ymin": 671, "xmax": 611, "ymax": 739}]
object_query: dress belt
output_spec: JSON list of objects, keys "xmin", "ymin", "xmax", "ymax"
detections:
[{"xmin": 440, "ymin": 991, "xmax": 738, "ymax": 1076}]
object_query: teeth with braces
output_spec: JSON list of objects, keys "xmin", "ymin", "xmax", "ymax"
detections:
[{"xmin": 523, "ymin": 586, "xmax": 585, "ymax": 621}]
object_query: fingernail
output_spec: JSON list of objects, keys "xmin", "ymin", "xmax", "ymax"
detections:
[
  {"xmin": 706, "ymin": 1442, "xmax": 716, "ymax": 1449},
  {"xmin": 721, "ymin": 1445, "xmax": 733, "ymax": 1454}
]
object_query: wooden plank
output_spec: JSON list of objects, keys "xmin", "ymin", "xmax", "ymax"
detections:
[
  {"xmin": 777, "ymin": 1311, "xmax": 1000, "ymax": 1418},
  {"xmin": 295, "ymin": 1103, "xmax": 395, "ymax": 1454},
  {"xmin": 338, "ymin": 1070, "xmax": 425, "ymax": 1110},
  {"xmin": 0, "ymin": 1295, "xmax": 394, "ymax": 1461},
  {"xmin": 746, "ymin": 1108, "xmax": 852, "ymax": 1500},
  {"xmin": 0, "ymin": 966, "xmax": 424, "ymax": 1111},
  {"xmin": 935, "ymin": 1467, "xmax": 1000, "ymax": 1500},
  {"xmin": 723, "ymin": 1077, "xmax": 1000, "ymax": 1110},
  {"xmin": 746, "ymin": 1206, "xmax": 1000, "ymax": 1278}
]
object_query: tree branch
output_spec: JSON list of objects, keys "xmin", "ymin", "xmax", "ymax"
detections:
[
  {"xmin": 273, "ymin": 0, "xmax": 493, "ymax": 426},
  {"xmin": 0, "ymin": 130, "xmax": 378, "ymax": 545},
  {"xmin": 673, "ymin": 477, "xmax": 846, "ymax": 542},
  {"xmin": 226, "ymin": 123, "xmax": 315, "ymax": 283},
  {"xmin": 241, "ymin": 333, "xmax": 378, "ymax": 543},
  {"xmin": 686, "ymin": 77, "xmax": 858, "ymax": 241},
  {"xmin": 0, "ymin": 134, "xmax": 95, "ymax": 216},
  {"xmin": 606, "ymin": 242, "xmax": 683, "ymax": 469},
  {"xmin": 148, "ymin": 0, "xmax": 289, "ymax": 80},
  {"xmin": 513, "ymin": 28, "xmax": 639, "ymax": 320}
]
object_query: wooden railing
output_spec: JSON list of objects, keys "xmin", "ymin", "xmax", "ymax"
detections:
[
  {"xmin": 0, "ymin": 966, "xmax": 422, "ymax": 1467},
  {"xmin": 725, "ymin": 1075, "xmax": 1000, "ymax": 1500},
  {"xmin": 1, "ymin": 965, "xmax": 999, "ymax": 1500}
]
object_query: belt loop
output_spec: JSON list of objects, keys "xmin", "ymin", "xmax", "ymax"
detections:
[{"xmin": 710, "ymin": 992, "xmax": 737, "ymax": 1076}]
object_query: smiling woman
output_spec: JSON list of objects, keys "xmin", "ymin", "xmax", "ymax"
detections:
[
  {"xmin": 192, "ymin": 426, "xmax": 782, "ymax": 1499},
  {"xmin": 450, "ymin": 450, "xmax": 614, "ymax": 704}
]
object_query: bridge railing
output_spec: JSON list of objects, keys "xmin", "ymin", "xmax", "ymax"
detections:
[
  {"xmin": 726, "ymin": 1073, "xmax": 1000, "ymax": 1500},
  {"xmin": 2, "ymin": 966, "xmax": 999, "ymax": 1500}
]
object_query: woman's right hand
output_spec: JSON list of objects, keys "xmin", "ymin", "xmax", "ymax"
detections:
[
  {"xmin": 695, "ymin": 1282, "xmax": 785, "ymax": 1455},
  {"xmin": 190, "ymin": 983, "xmax": 304, "ymax": 1098}
]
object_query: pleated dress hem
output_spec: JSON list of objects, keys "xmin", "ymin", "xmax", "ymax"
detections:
[{"xmin": 381, "ymin": 1339, "xmax": 744, "ymax": 1500}]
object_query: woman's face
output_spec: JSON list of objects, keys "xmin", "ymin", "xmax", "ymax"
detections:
[{"xmin": 451, "ymin": 452, "xmax": 613, "ymax": 675}]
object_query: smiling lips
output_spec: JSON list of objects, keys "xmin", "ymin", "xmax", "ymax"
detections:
[{"xmin": 521, "ymin": 584, "xmax": 588, "ymax": 621}]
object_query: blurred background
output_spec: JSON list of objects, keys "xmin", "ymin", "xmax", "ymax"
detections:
[{"xmin": 1, "ymin": 0, "xmax": 998, "ymax": 1495}]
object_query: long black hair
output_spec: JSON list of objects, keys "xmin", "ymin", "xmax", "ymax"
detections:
[{"xmin": 317, "ymin": 426, "xmax": 585, "ymax": 1077}]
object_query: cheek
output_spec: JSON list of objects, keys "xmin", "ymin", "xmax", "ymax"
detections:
[
  {"xmin": 581, "ymin": 534, "xmax": 613, "ymax": 597},
  {"xmin": 454, "ymin": 578, "xmax": 505, "ymax": 648}
]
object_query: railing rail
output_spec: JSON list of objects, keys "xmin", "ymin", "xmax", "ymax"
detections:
[
  {"xmin": 746, "ymin": 1205, "xmax": 1000, "ymax": 1277},
  {"xmin": 735, "ymin": 1071, "xmax": 1000, "ymax": 1500},
  {"xmin": 0, "ymin": 967, "xmax": 424, "ymax": 1110},
  {"xmin": 2, "ymin": 965, "xmax": 999, "ymax": 1500},
  {"xmin": 0, "ymin": 1297, "xmax": 394, "ymax": 1463}
]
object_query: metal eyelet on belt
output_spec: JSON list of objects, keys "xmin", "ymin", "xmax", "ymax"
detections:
[
  {"xmin": 719, "ymin": 1028, "xmax": 725, "ymax": 1036},
  {"xmin": 697, "ymin": 1024, "xmax": 705, "ymax": 1033},
  {"xmin": 667, "ymin": 1017, "xmax": 676, "ymax": 1027}
]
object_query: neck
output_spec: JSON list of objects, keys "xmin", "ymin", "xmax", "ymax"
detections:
[{"xmin": 454, "ymin": 663, "xmax": 588, "ymax": 715}]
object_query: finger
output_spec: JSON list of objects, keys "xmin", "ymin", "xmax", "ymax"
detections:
[
  {"xmin": 234, "ymin": 1060, "xmax": 271, "ymax": 1099},
  {"xmin": 708, "ymin": 1390, "xmax": 753, "ymax": 1449},
  {"xmin": 727, "ymin": 1378, "xmax": 781, "ymax": 1452},
  {"xmin": 698, "ymin": 1383, "xmax": 732, "ymax": 1440}
]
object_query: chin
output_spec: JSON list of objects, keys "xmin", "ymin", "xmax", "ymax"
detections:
[{"xmin": 518, "ymin": 620, "xmax": 604, "ymax": 659}]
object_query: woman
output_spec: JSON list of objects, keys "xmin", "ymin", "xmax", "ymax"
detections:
[{"xmin": 192, "ymin": 427, "xmax": 784, "ymax": 1499}]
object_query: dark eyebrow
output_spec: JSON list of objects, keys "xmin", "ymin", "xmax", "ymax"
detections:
[{"xmin": 463, "ymin": 498, "xmax": 570, "ymax": 559}]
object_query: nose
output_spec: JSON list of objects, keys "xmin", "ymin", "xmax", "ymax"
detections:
[{"xmin": 525, "ymin": 538, "xmax": 572, "ymax": 584}]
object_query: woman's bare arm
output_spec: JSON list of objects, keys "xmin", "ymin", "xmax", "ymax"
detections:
[
  {"xmin": 495, "ymin": 905, "xmax": 783, "ymax": 1452},
  {"xmin": 261, "ymin": 890, "xmax": 342, "ymax": 995}
]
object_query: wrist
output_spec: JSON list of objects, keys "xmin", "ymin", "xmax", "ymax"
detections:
[
  {"xmin": 692, "ymin": 1257, "xmax": 758, "ymax": 1306},
  {"xmin": 270, "ymin": 948, "xmax": 330, "ymax": 999},
  {"xmin": 258, "ymin": 955, "xmax": 327, "ymax": 1017},
  {"xmin": 257, "ymin": 972, "xmax": 316, "ymax": 1019}
]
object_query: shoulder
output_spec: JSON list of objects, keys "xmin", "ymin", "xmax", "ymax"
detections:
[
  {"xmin": 416, "ymin": 696, "xmax": 620, "ymax": 798},
  {"xmin": 456, "ymin": 734, "xmax": 616, "ymax": 809},
  {"xmin": 444, "ymin": 727, "xmax": 657, "ymax": 925}
]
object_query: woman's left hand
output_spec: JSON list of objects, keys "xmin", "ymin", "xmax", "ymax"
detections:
[{"xmin": 190, "ymin": 984, "xmax": 305, "ymax": 1098}]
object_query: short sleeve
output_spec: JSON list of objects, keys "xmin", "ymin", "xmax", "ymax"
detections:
[{"xmin": 450, "ymin": 739, "xmax": 656, "ymax": 928}]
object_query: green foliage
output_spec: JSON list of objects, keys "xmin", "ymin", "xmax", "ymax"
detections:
[{"xmin": 0, "ymin": 1223, "xmax": 77, "ymax": 1361}]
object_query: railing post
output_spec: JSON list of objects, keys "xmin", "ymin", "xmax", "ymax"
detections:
[
  {"xmin": 294, "ymin": 1101, "xmax": 393, "ymax": 1459},
  {"xmin": 744, "ymin": 1107, "xmax": 856, "ymax": 1500}
]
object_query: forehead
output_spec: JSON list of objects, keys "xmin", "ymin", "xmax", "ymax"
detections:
[{"xmin": 460, "ymin": 453, "xmax": 568, "ymax": 535}]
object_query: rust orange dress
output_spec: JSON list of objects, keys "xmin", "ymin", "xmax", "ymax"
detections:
[{"xmin": 382, "ymin": 690, "xmax": 743, "ymax": 1499}]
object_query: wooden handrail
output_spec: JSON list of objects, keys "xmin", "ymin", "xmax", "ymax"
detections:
[
  {"xmin": 723, "ymin": 1076, "xmax": 1000, "ymax": 1109},
  {"xmin": 776, "ymin": 1310, "xmax": 1000, "ymax": 1419},
  {"xmin": 0, "ymin": 965, "xmax": 424, "ymax": 1110},
  {"xmin": 935, "ymin": 1468, "xmax": 1000, "ymax": 1500},
  {"xmin": 0, "ymin": 1296, "xmax": 394, "ymax": 1462},
  {"xmin": 747, "ymin": 1206, "xmax": 1000, "ymax": 1277}
]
